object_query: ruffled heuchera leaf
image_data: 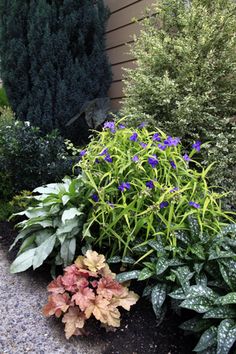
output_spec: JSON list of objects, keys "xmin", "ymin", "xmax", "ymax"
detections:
[
  {"xmin": 85, "ymin": 295, "xmax": 121, "ymax": 327},
  {"xmin": 112, "ymin": 288, "xmax": 139, "ymax": 311},
  {"xmin": 72, "ymin": 287, "xmax": 96, "ymax": 311},
  {"xmin": 62, "ymin": 307, "xmax": 86, "ymax": 339},
  {"xmin": 74, "ymin": 256, "xmax": 86, "ymax": 269},
  {"xmin": 83, "ymin": 250, "xmax": 106, "ymax": 272},
  {"xmin": 42, "ymin": 294, "xmax": 70, "ymax": 318},
  {"xmin": 97, "ymin": 276, "xmax": 124, "ymax": 300},
  {"xmin": 47, "ymin": 275, "xmax": 65, "ymax": 294},
  {"xmin": 99, "ymin": 264, "xmax": 116, "ymax": 279}
]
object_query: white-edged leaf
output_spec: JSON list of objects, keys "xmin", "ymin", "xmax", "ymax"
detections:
[
  {"xmin": 10, "ymin": 249, "xmax": 36, "ymax": 273},
  {"xmin": 61, "ymin": 208, "xmax": 83, "ymax": 224},
  {"xmin": 32, "ymin": 234, "xmax": 56, "ymax": 269}
]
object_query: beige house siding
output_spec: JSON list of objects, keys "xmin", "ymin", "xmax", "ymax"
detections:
[{"xmin": 104, "ymin": 0, "xmax": 155, "ymax": 109}]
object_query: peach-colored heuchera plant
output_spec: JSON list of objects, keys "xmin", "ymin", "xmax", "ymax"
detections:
[{"xmin": 43, "ymin": 250, "xmax": 139, "ymax": 339}]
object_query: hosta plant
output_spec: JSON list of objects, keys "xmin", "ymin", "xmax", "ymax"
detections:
[
  {"xmin": 10, "ymin": 176, "xmax": 90, "ymax": 274},
  {"xmin": 42, "ymin": 250, "xmax": 139, "ymax": 339},
  {"xmin": 117, "ymin": 223, "xmax": 236, "ymax": 354}
]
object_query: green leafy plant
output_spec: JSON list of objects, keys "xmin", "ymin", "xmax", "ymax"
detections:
[
  {"xmin": 117, "ymin": 223, "xmax": 236, "ymax": 353},
  {"xmin": 0, "ymin": 114, "xmax": 74, "ymax": 200},
  {"xmin": 122, "ymin": 0, "xmax": 236, "ymax": 207},
  {"xmin": 77, "ymin": 120, "xmax": 233, "ymax": 260},
  {"xmin": 0, "ymin": 190, "xmax": 34, "ymax": 222},
  {"xmin": 10, "ymin": 176, "xmax": 90, "ymax": 274},
  {"xmin": 0, "ymin": 87, "xmax": 9, "ymax": 107},
  {"xmin": 43, "ymin": 250, "xmax": 139, "ymax": 339}
]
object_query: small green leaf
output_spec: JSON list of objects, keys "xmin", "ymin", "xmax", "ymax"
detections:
[
  {"xmin": 10, "ymin": 248, "xmax": 36, "ymax": 273},
  {"xmin": 116, "ymin": 270, "xmax": 141, "ymax": 283},
  {"xmin": 138, "ymin": 267, "xmax": 153, "ymax": 281},
  {"xmin": 193, "ymin": 326, "xmax": 217, "ymax": 352},
  {"xmin": 217, "ymin": 319, "xmax": 236, "ymax": 354}
]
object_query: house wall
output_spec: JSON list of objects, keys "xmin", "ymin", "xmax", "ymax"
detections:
[{"xmin": 104, "ymin": 0, "xmax": 155, "ymax": 110}]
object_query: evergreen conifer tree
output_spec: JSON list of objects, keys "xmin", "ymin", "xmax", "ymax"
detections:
[{"xmin": 0, "ymin": 0, "xmax": 111, "ymax": 137}]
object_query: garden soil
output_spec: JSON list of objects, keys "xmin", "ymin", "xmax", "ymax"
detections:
[{"xmin": 0, "ymin": 222, "xmax": 195, "ymax": 354}]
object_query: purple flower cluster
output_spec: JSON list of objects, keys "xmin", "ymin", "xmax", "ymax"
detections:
[
  {"xmin": 140, "ymin": 142, "xmax": 147, "ymax": 149},
  {"xmin": 164, "ymin": 136, "xmax": 180, "ymax": 147},
  {"xmin": 130, "ymin": 132, "xmax": 138, "ymax": 142},
  {"xmin": 170, "ymin": 187, "xmax": 179, "ymax": 193},
  {"xmin": 192, "ymin": 141, "xmax": 201, "ymax": 152},
  {"xmin": 99, "ymin": 147, "xmax": 112, "ymax": 163},
  {"xmin": 119, "ymin": 124, "xmax": 126, "ymax": 129},
  {"xmin": 132, "ymin": 155, "xmax": 139, "ymax": 162},
  {"xmin": 183, "ymin": 153, "xmax": 190, "ymax": 162},
  {"xmin": 158, "ymin": 144, "xmax": 167, "ymax": 151},
  {"xmin": 118, "ymin": 182, "xmax": 131, "ymax": 192},
  {"xmin": 146, "ymin": 180, "xmax": 155, "ymax": 189},
  {"xmin": 189, "ymin": 201, "xmax": 200, "ymax": 209},
  {"xmin": 170, "ymin": 160, "xmax": 176, "ymax": 169},
  {"xmin": 138, "ymin": 122, "xmax": 147, "ymax": 129},
  {"xmin": 160, "ymin": 201, "xmax": 169, "ymax": 209},
  {"xmin": 152, "ymin": 133, "xmax": 161, "ymax": 142},
  {"xmin": 92, "ymin": 193, "xmax": 99, "ymax": 202},
  {"xmin": 103, "ymin": 121, "xmax": 116, "ymax": 133},
  {"xmin": 148, "ymin": 155, "xmax": 159, "ymax": 168},
  {"xmin": 80, "ymin": 150, "xmax": 87, "ymax": 157}
]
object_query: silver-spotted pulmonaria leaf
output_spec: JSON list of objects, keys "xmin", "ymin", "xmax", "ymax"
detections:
[
  {"xmin": 172, "ymin": 266, "xmax": 194, "ymax": 293},
  {"xmin": 188, "ymin": 215, "xmax": 200, "ymax": 239},
  {"xmin": 193, "ymin": 326, "xmax": 217, "ymax": 352},
  {"xmin": 138, "ymin": 267, "xmax": 154, "ymax": 281},
  {"xmin": 214, "ymin": 292, "xmax": 236, "ymax": 306},
  {"xmin": 203, "ymin": 306, "xmax": 236, "ymax": 319},
  {"xmin": 217, "ymin": 319, "xmax": 236, "ymax": 354},
  {"xmin": 180, "ymin": 296, "xmax": 213, "ymax": 313},
  {"xmin": 180, "ymin": 317, "xmax": 213, "ymax": 333},
  {"xmin": 155, "ymin": 257, "xmax": 169, "ymax": 275},
  {"xmin": 151, "ymin": 283, "xmax": 167, "ymax": 318},
  {"xmin": 116, "ymin": 270, "xmax": 141, "ymax": 283},
  {"xmin": 107, "ymin": 256, "xmax": 121, "ymax": 264},
  {"xmin": 216, "ymin": 224, "xmax": 236, "ymax": 238},
  {"xmin": 190, "ymin": 244, "xmax": 205, "ymax": 260},
  {"xmin": 186, "ymin": 285, "xmax": 218, "ymax": 302},
  {"xmin": 148, "ymin": 239, "xmax": 165, "ymax": 254},
  {"xmin": 122, "ymin": 256, "xmax": 135, "ymax": 264},
  {"xmin": 218, "ymin": 261, "xmax": 236, "ymax": 291},
  {"xmin": 143, "ymin": 285, "xmax": 154, "ymax": 297},
  {"xmin": 169, "ymin": 287, "xmax": 186, "ymax": 300}
]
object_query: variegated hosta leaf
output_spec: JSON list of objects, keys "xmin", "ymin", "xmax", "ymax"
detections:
[
  {"xmin": 193, "ymin": 326, "xmax": 217, "ymax": 352},
  {"xmin": 151, "ymin": 283, "xmax": 167, "ymax": 318},
  {"xmin": 217, "ymin": 319, "xmax": 236, "ymax": 354}
]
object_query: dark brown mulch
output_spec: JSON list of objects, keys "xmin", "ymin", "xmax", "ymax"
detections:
[{"xmin": 0, "ymin": 221, "xmax": 196, "ymax": 354}]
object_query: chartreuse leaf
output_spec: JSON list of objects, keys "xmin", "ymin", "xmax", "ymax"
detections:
[
  {"xmin": 116, "ymin": 270, "xmax": 140, "ymax": 283},
  {"xmin": 217, "ymin": 319, "xmax": 236, "ymax": 354},
  {"xmin": 10, "ymin": 249, "xmax": 36, "ymax": 273},
  {"xmin": 151, "ymin": 283, "xmax": 167, "ymax": 318},
  {"xmin": 193, "ymin": 326, "xmax": 217, "ymax": 352},
  {"xmin": 33, "ymin": 234, "xmax": 56, "ymax": 269},
  {"xmin": 215, "ymin": 293, "xmax": 236, "ymax": 306}
]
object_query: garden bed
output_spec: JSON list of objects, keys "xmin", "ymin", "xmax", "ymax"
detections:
[{"xmin": 0, "ymin": 221, "xmax": 195, "ymax": 354}]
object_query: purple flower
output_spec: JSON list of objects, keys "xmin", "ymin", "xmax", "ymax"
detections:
[
  {"xmin": 158, "ymin": 144, "xmax": 167, "ymax": 151},
  {"xmin": 92, "ymin": 193, "xmax": 99, "ymax": 202},
  {"xmin": 80, "ymin": 150, "xmax": 87, "ymax": 157},
  {"xmin": 132, "ymin": 155, "xmax": 139, "ymax": 162},
  {"xmin": 104, "ymin": 121, "xmax": 116, "ymax": 133},
  {"xmin": 152, "ymin": 133, "xmax": 161, "ymax": 142},
  {"xmin": 118, "ymin": 182, "xmax": 131, "ymax": 192},
  {"xmin": 99, "ymin": 148, "xmax": 108, "ymax": 156},
  {"xmin": 160, "ymin": 201, "xmax": 169, "ymax": 209},
  {"xmin": 170, "ymin": 187, "xmax": 179, "ymax": 193},
  {"xmin": 189, "ymin": 201, "xmax": 200, "ymax": 209},
  {"xmin": 192, "ymin": 141, "xmax": 201, "ymax": 152},
  {"xmin": 130, "ymin": 132, "xmax": 138, "ymax": 142},
  {"xmin": 148, "ymin": 155, "xmax": 159, "ymax": 168},
  {"xmin": 164, "ymin": 136, "xmax": 180, "ymax": 147},
  {"xmin": 138, "ymin": 122, "xmax": 147, "ymax": 129},
  {"xmin": 183, "ymin": 153, "xmax": 190, "ymax": 162},
  {"xmin": 119, "ymin": 124, "xmax": 126, "ymax": 129},
  {"xmin": 95, "ymin": 158, "xmax": 100, "ymax": 164},
  {"xmin": 146, "ymin": 180, "xmax": 155, "ymax": 189},
  {"xmin": 104, "ymin": 154, "xmax": 113, "ymax": 163},
  {"xmin": 107, "ymin": 201, "xmax": 115, "ymax": 208},
  {"xmin": 140, "ymin": 142, "xmax": 147, "ymax": 149},
  {"xmin": 170, "ymin": 160, "xmax": 176, "ymax": 169}
]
